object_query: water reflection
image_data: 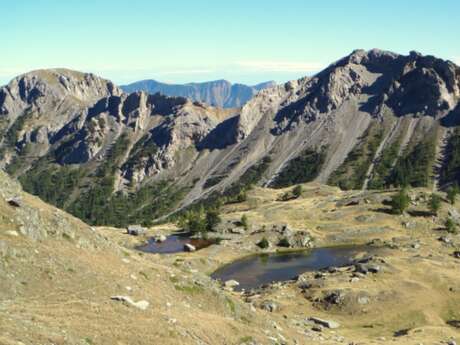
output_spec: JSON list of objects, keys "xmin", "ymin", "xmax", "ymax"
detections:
[{"xmin": 211, "ymin": 246, "xmax": 371, "ymax": 291}]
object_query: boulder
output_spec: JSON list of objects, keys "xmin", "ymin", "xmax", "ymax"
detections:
[
  {"xmin": 402, "ymin": 221, "xmax": 416, "ymax": 229},
  {"xmin": 127, "ymin": 225, "xmax": 146, "ymax": 236},
  {"xmin": 355, "ymin": 263, "xmax": 381, "ymax": 274},
  {"xmin": 110, "ymin": 296, "xmax": 149, "ymax": 310},
  {"xmin": 449, "ymin": 208, "xmax": 460, "ymax": 223},
  {"xmin": 439, "ymin": 236, "xmax": 452, "ymax": 244},
  {"xmin": 309, "ymin": 317, "xmax": 340, "ymax": 329},
  {"xmin": 230, "ymin": 228, "xmax": 246, "ymax": 235},
  {"xmin": 323, "ymin": 290, "xmax": 346, "ymax": 305},
  {"xmin": 154, "ymin": 234, "xmax": 167, "ymax": 242},
  {"xmin": 7, "ymin": 197, "xmax": 22, "ymax": 208},
  {"xmin": 260, "ymin": 300, "xmax": 278, "ymax": 312},
  {"xmin": 224, "ymin": 280, "xmax": 240, "ymax": 289},
  {"xmin": 5, "ymin": 230, "xmax": 19, "ymax": 237},
  {"xmin": 184, "ymin": 243, "xmax": 196, "ymax": 252}
]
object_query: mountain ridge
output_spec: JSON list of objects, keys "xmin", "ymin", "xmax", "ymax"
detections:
[
  {"xmin": 121, "ymin": 78, "xmax": 276, "ymax": 108},
  {"xmin": 1, "ymin": 49, "xmax": 460, "ymax": 226}
]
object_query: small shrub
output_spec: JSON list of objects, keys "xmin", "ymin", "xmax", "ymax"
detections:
[
  {"xmin": 257, "ymin": 237, "xmax": 270, "ymax": 249},
  {"xmin": 205, "ymin": 208, "xmax": 221, "ymax": 231},
  {"xmin": 292, "ymin": 185, "xmax": 303, "ymax": 198},
  {"xmin": 240, "ymin": 215, "xmax": 249, "ymax": 230},
  {"xmin": 446, "ymin": 218, "xmax": 457, "ymax": 234},
  {"xmin": 236, "ymin": 191, "xmax": 247, "ymax": 203},
  {"xmin": 278, "ymin": 237, "xmax": 291, "ymax": 247},
  {"xmin": 278, "ymin": 192, "xmax": 291, "ymax": 201},
  {"xmin": 447, "ymin": 184, "xmax": 459, "ymax": 205}
]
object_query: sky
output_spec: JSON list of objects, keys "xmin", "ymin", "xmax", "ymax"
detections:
[{"xmin": 1, "ymin": 0, "xmax": 460, "ymax": 86}]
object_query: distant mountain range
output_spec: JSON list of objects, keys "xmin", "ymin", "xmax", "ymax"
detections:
[
  {"xmin": 1, "ymin": 49, "xmax": 460, "ymax": 227},
  {"xmin": 121, "ymin": 79, "xmax": 276, "ymax": 108}
]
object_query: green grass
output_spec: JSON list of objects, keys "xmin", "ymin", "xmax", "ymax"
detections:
[
  {"xmin": 173, "ymin": 283, "xmax": 204, "ymax": 294},
  {"xmin": 238, "ymin": 336, "xmax": 255, "ymax": 343}
]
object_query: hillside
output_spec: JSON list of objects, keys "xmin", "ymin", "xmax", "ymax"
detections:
[
  {"xmin": 120, "ymin": 79, "xmax": 276, "ymax": 108},
  {"xmin": 1, "ymin": 50, "xmax": 460, "ymax": 227},
  {"xmin": 0, "ymin": 169, "xmax": 275, "ymax": 345}
]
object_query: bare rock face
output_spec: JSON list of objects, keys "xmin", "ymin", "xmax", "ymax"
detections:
[
  {"xmin": 0, "ymin": 69, "xmax": 122, "ymax": 168},
  {"xmin": 0, "ymin": 50, "xmax": 459, "ymax": 226},
  {"xmin": 0, "ymin": 69, "xmax": 121, "ymax": 117}
]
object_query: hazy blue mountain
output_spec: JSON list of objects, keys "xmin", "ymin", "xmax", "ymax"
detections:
[{"xmin": 120, "ymin": 79, "xmax": 276, "ymax": 108}]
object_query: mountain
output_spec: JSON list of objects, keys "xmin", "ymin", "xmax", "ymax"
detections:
[
  {"xmin": 1, "ymin": 49, "xmax": 460, "ymax": 227},
  {"xmin": 121, "ymin": 79, "xmax": 277, "ymax": 108}
]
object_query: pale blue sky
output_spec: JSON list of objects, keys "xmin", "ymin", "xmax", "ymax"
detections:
[{"xmin": 1, "ymin": 0, "xmax": 459, "ymax": 85}]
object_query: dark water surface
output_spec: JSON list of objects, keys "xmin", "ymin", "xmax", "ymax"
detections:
[
  {"xmin": 211, "ymin": 246, "xmax": 373, "ymax": 291},
  {"xmin": 136, "ymin": 234, "xmax": 215, "ymax": 254}
]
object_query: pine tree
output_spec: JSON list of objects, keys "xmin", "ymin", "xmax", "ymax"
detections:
[
  {"xmin": 391, "ymin": 189, "xmax": 410, "ymax": 215},
  {"xmin": 429, "ymin": 193, "xmax": 441, "ymax": 216}
]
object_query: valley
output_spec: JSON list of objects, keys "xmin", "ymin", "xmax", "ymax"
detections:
[
  {"xmin": 2, "ymin": 169, "xmax": 460, "ymax": 344},
  {"xmin": 1, "ymin": 49, "xmax": 460, "ymax": 344}
]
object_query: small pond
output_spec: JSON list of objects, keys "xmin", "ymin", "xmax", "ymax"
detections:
[
  {"xmin": 211, "ymin": 246, "xmax": 373, "ymax": 291},
  {"xmin": 136, "ymin": 234, "xmax": 215, "ymax": 254}
]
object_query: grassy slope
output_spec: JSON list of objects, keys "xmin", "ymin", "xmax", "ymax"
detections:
[{"xmin": 0, "ymin": 171, "xmax": 270, "ymax": 345}]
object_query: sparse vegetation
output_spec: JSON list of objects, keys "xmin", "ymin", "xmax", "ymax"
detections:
[
  {"xmin": 277, "ymin": 237, "xmax": 291, "ymax": 247},
  {"xmin": 178, "ymin": 207, "xmax": 221, "ymax": 234},
  {"xmin": 446, "ymin": 218, "xmax": 457, "ymax": 234},
  {"xmin": 224, "ymin": 157, "xmax": 271, "ymax": 202},
  {"xmin": 272, "ymin": 149, "xmax": 325, "ymax": 188},
  {"xmin": 447, "ymin": 184, "xmax": 459, "ymax": 205},
  {"xmin": 5, "ymin": 112, "xmax": 31, "ymax": 146},
  {"xmin": 329, "ymin": 126, "xmax": 384, "ymax": 190},
  {"xmin": 203, "ymin": 176, "xmax": 225, "ymax": 189},
  {"xmin": 367, "ymin": 140, "xmax": 400, "ymax": 189},
  {"xmin": 205, "ymin": 208, "xmax": 221, "ymax": 231},
  {"xmin": 257, "ymin": 237, "xmax": 270, "ymax": 249},
  {"xmin": 240, "ymin": 215, "xmax": 249, "ymax": 231},
  {"xmin": 278, "ymin": 185, "xmax": 303, "ymax": 201},
  {"xmin": 292, "ymin": 185, "xmax": 303, "ymax": 198}
]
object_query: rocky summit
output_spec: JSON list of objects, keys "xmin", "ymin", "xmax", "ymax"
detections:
[{"xmin": 1, "ymin": 50, "xmax": 460, "ymax": 227}]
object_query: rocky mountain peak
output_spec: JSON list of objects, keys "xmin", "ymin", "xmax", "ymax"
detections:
[{"xmin": 0, "ymin": 69, "xmax": 121, "ymax": 113}]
